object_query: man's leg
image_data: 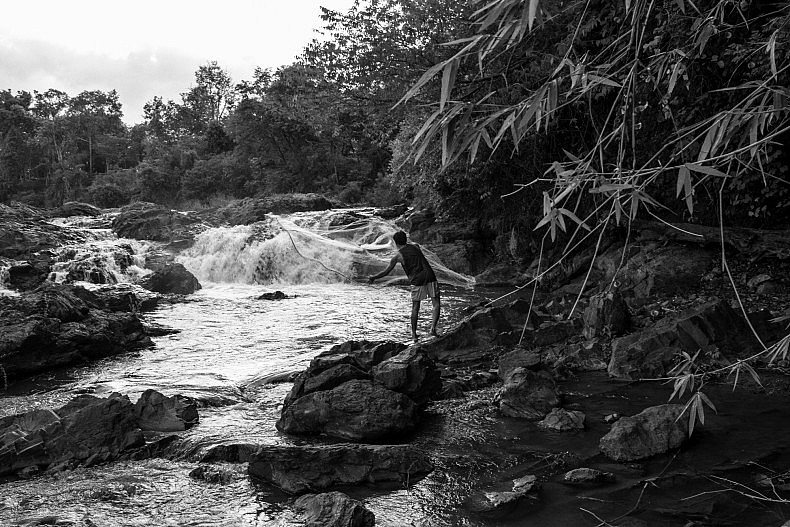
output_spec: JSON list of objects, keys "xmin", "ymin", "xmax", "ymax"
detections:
[
  {"xmin": 411, "ymin": 300, "xmax": 421, "ymax": 341},
  {"xmin": 430, "ymin": 297, "xmax": 440, "ymax": 336}
]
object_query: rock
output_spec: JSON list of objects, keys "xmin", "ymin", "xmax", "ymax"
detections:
[
  {"xmin": 7, "ymin": 253, "xmax": 53, "ymax": 291},
  {"xmin": 599, "ymin": 404, "xmax": 688, "ymax": 461},
  {"xmin": 248, "ymin": 443, "xmax": 432, "ymax": 494},
  {"xmin": 372, "ymin": 347, "xmax": 441, "ymax": 406},
  {"xmin": 112, "ymin": 202, "xmax": 204, "ymax": 242},
  {"xmin": 134, "ymin": 389, "xmax": 199, "ymax": 432},
  {"xmin": 562, "ymin": 468, "xmax": 616, "ymax": 486},
  {"xmin": 756, "ymin": 281, "xmax": 781, "ymax": 294},
  {"xmin": 277, "ymin": 380, "xmax": 418, "ymax": 441},
  {"xmin": 202, "ymin": 195, "xmax": 334, "ymax": 226},
  {"xmin": 0, "ymin": 283, "xmax": 152, "ymax": 383},
  {"xmin": 596, "ymin": 243, "xmax": 714, "ymax": 299},
  {"xmin": 498, "ymin": 347, "xmax": 542, "ymax": 380},
  {"xmin": 467, "ymin": 474, "xmax": 540, "ymax": 516},
  {"xmin": 609, "ymin": 300, "xmax": 764, "ymax": 379},
  {"xmin": 496, "ymin": 368, "xmax": 560, "ymax": 419},
  {"xmin": 375, "ymin": 204, "xmax": 408, "ymax": 219},
  {"xmin": 0, "ymin": 394, "xmax": 144, "ymax": 476},
  {"xmin": 92, "ymin": 284, "xmax": 161, "ymax": 313},
  {"xmin": 56, "ymin": 201, "xmax": 102, "ymax": 217},
  {"xmin": 139, "ymin": 263, "xmax": 201, "ymax": 295},
  {"xmin": 293, "ymin": 492, "xmax": 375, "ymax": 527},
  {"xmin": 473, "ymin": 264, "xmax": 529, "ymax": 287},
  {"xmin": 258, "ymin": 290, "xmax": 288, "ymax": 300},
  {"xmin": 189, "ymin": 465, "xmax": 234, "ymax": 484},
  {"xmin": 0, "ymin": 203, "xmax": 86, "ymax": 259},
  {"xmin": 318, "ymin": 340, "xmax": 406, "ymax": 371},
  {"xmin": 537, "ymin": 408, "xmax": 586, "ymax": 431},
  {"xmin": 747, "ymin": 274, "xmax": 772, "ymax": 289},
  {"xmin": 582, "ymin": 290, "xmax": 629, "ymax": 339}
]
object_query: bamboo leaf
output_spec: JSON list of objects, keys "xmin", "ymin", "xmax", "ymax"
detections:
[
  {"xmin": 742, "ymin": 362, "xmax": 762, "ymax": 387},
  {"xmin": 675, "ymin": 0, "xmax": 686, "ymax": 14},
  {"xmin": 470, "ymin": 134, "xmax": 482, "ymax": 164},
  {"xmin": 685, "ymin": 163, "xmax": 729, "ymax": 178},
  {"xmin": 697, "ymin": 122, "xmax": 718, "ymax": 162},
  {"xmin": 676, "ymin": 165, "xmax": 690, "ymax": 197},
  {"xmin": 558, "ymin": 208, "xmax": 591, "ymax": 231},
  {"xmin": 767, "ymin": 30, "xmax": 778, "ymax": 79},
  {"xmin": 698, "ymin": 391, "xmax": 717, "ymax": 413},
  {"xmin": 440, "ymin": 58, "xmax": 459, "ymax": 112},
  {"xmin": 528, "ymin": 0, "xmax": 540, "ymax": 31},
  {"xmin": 587, "ymin": 74, "xmax": 622, "ymax": 88}
]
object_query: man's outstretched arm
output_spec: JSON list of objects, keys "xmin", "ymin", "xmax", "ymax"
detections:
[{"xmin": 368, "ymin": 256, "xmax": 399, "ymax": 283}]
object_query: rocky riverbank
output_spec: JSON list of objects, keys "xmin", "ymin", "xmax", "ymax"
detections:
[{"xmin": 3, "ymin": 199, "xmax": 790, "ymax": 525}]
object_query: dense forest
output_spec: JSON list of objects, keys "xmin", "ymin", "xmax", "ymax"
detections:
[{"xmin": 1, "ymin": 0, "xmax": 788, "ymax": 255}]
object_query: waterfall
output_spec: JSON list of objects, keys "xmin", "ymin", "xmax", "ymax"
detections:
[{"xmin": 178, "ymin": 212, "xmax": 475, "ymax": 287}]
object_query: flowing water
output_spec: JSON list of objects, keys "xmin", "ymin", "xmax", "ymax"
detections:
[{"xmin": 3, "ymin": 211, "xmax": 790, "ymax": 526}]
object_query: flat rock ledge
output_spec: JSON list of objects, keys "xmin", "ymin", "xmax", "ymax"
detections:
[{"xmin": 247, "ymin": 443, "xmax": 433, "ymax": 494}]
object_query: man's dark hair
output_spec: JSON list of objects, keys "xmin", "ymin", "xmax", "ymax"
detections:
[{"xmin": 393, "ymin": 231, "xmax": 407, "ymax": 245}]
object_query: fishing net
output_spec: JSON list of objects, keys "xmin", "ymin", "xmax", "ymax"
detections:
[{"xmin": 178, "ymin": 210, "xmax": 475, "ymax": 288}]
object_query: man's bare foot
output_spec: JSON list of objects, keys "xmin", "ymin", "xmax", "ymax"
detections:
[
  {"xmin": 429, "ymin": 327, "xmax": 439, "ymax": 338},
  {"xmin": 412, "ymin": 334, "xmax": 420, "ymax": 342}
]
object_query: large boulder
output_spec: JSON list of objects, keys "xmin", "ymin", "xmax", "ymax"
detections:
[
  {"xmin": 277, "ymin": 380, "xmax": 418, "ymax": 441},
  {"xmin": 596, "ymin": 243, "xmax": 714, "ymax": 299},
  {"xmin": 0, "ymin": 283, "xmax": 152, "ymax": 383},
  {"xmin": 599, "ymin": 404, "xmax": 689, "ymax": 461},
  {"xmin": 496, "ymin": 368, "xmax": 560, "ymax": 419},
  {"xmin": 248, "ymin": 443, "xmax": 433, "ymax": 494},
  {"xmin": 138, "ymin": 263, "xmax": 201, "ymax": 295},
  {"xmin": 0, "ymin": 203, "xmax": 86, "ymax": 259},
  {"xmin": 55, "ymin": 201, "xmax": 102, "ymax": 217},
  {"xmin": 111, "ymin": 202, "xmax": 204, "ymax": 242},
  {"xmin": 0, "ymin": 393, "xmax": 145, "ymax": 476},
  {"xmin": 609, "ymin": 300, "xmax": 765, "ymax": 379},
  {"xmin": 134, "ymin": 389, "xmax": 199, "ymax": 432},
  {"xmin": 203, "ymin": 195, "xmax": 334, "ymax": 226},
  {"xmin": 371, "ymin": 347, "xmax": 441, "ymax": 405},
  {"xmin": 292, "ymin": 492, "xmax": 375, "ymax": 527}
]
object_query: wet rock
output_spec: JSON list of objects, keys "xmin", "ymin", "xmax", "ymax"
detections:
[
  {"xmin": 138, "ymin": 262, "xmax": 201, "ymax": 295},
  {"xmin": 200, "ymin": 443, "xmax": 259, "ymax": 463},
  {"xmin": 609, "ymin": 300, "xmax": 763, "ymax": 379},
  {"xmin": 0, "ymin": 203, "xmax": 87, "ymax": 259},
  {"xmin": 277, "ymin": 380, "xmax": 418, "ymax": 441},
  {"xmin": 189, "ymin": 465, "xmax": 234, "ymax": 484},
  {"xmin": 757, "ymin": 281, "xmax": 781, "ymax": 294},
  {"xmin": 372, "ymin": 347, "xmax": 441, "ymax": 406},
  {"xmin": 293, "ymin": 492, "xmax": 375, "ymax": 527},
  {"xmin": 257, "ymin": 290, "xmax": 288, "ymax": 300},
  {"xmin": 496, "ymin": 368, "xmax": 560, "ymax": 419},
  {"xmin": 202, "ymin": 194, "xmax": 334, "ymax": 226},
  {"xmin": 747, "ymin": 274, "xmax": 772, "ymax": 289},
  {"xmin": 55, "ymin": 201, "xmax": 102, "ymax": 217},
  {"xmin": 134, "ymin": 389, "xmax": 199, "ymax": 432},
  {"xmin": 112, "ymin": 202, "xmax": 204, "ymax": 242},
  {"xmin": 318, "ymin": 340, "xmax": 406, "ymax": 371},
  {"xmin": 473, "ymin": 263, "xmax": 527, "ymax": 287},
  {"xmin": 467, "ymin": 474, "xmax": 540, "ymax": 516},
  {"xmin": 582, "ymin": 290, "xmax": 629, "ymax": 339},
  {"xmin": 92, "ymin": 284, "xmax": 162, "ymax": 313},
  {"xmin": 0, "ymin": 283, "xmax": 152, "ymax": 383},
  {"xmin": 562, "ymin": 468, "xmax": 616, "ymax": 486},
  {"xmin": 599, "ymin": 404, "xmax": 689, "ymax": 461},
  {"xmin": 7, "ymin": 254, "xmax": 53, "ymax": 291},
  {"xmin": 498, "ymin": 347, "xmax": 542, "ymax": 380},
  {"xmin": 0, "ymin": 393, "xmax": 144, "ymax": 477},
  {"xmin": 375, "ymin": 203, "xmax": 408, "ymax": 219},
  {"xmin": 537, "ymin": 408, "xmax": 586, "ymax": 431},
  {"xmin": 248, "ymin": 443, "xmax": 432, "ymax": 494}
]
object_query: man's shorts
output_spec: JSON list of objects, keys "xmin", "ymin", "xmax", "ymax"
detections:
[{"xmin": 411, "ymin": 281, "xmax": 440, "ymax": 302}]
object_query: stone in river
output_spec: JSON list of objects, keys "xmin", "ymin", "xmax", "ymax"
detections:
[
  {"xmin": 292, "ymin": 492, "xmax": 375, "ymax": 527},
  {"xmin": 276, "ymin": 380, "xmax": 418, "ymax": 442},
  {"xmin": 248, "ymin": 443, "xmax": 432, "ymax": 494},
  {"xmin": 599, "ymin": 404, "xmax": 689, "ymax": 461},
  {"xmin": 134, "ymin": 389, "xmax": 199, "ymax": 432}
]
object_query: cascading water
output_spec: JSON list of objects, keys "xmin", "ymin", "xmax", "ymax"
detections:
[{"xmin": 178, "ymin": 211, "xmax": 475, "ymax": 288}]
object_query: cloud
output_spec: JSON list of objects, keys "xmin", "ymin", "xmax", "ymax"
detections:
[{"xmin": 0, "ymin": 39, "xmax": 223, "ymax": 124}]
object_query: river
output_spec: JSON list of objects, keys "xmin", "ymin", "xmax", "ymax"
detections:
[{"xmin": 2, "ymin": 210, "xmax": 790, "ymax": 526}]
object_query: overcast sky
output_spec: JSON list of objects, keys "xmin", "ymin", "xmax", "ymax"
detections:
[{"xmin": 0, "ymin": 0, "xmax": 356, "ymax": 124}]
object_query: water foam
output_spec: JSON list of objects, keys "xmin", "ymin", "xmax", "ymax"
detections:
[{"xmin": 178, "ymin": 212, "xmax": 474, "ymax": 288}]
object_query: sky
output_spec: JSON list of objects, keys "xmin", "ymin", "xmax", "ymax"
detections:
[{"xmin": 0, "ymin": 0, "xmax": 357, "ymax": 124}]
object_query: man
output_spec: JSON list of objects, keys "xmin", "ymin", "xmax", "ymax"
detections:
[{"xmin": 369, "ymin": 231, "xmax": 440, "ymax": 342}]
